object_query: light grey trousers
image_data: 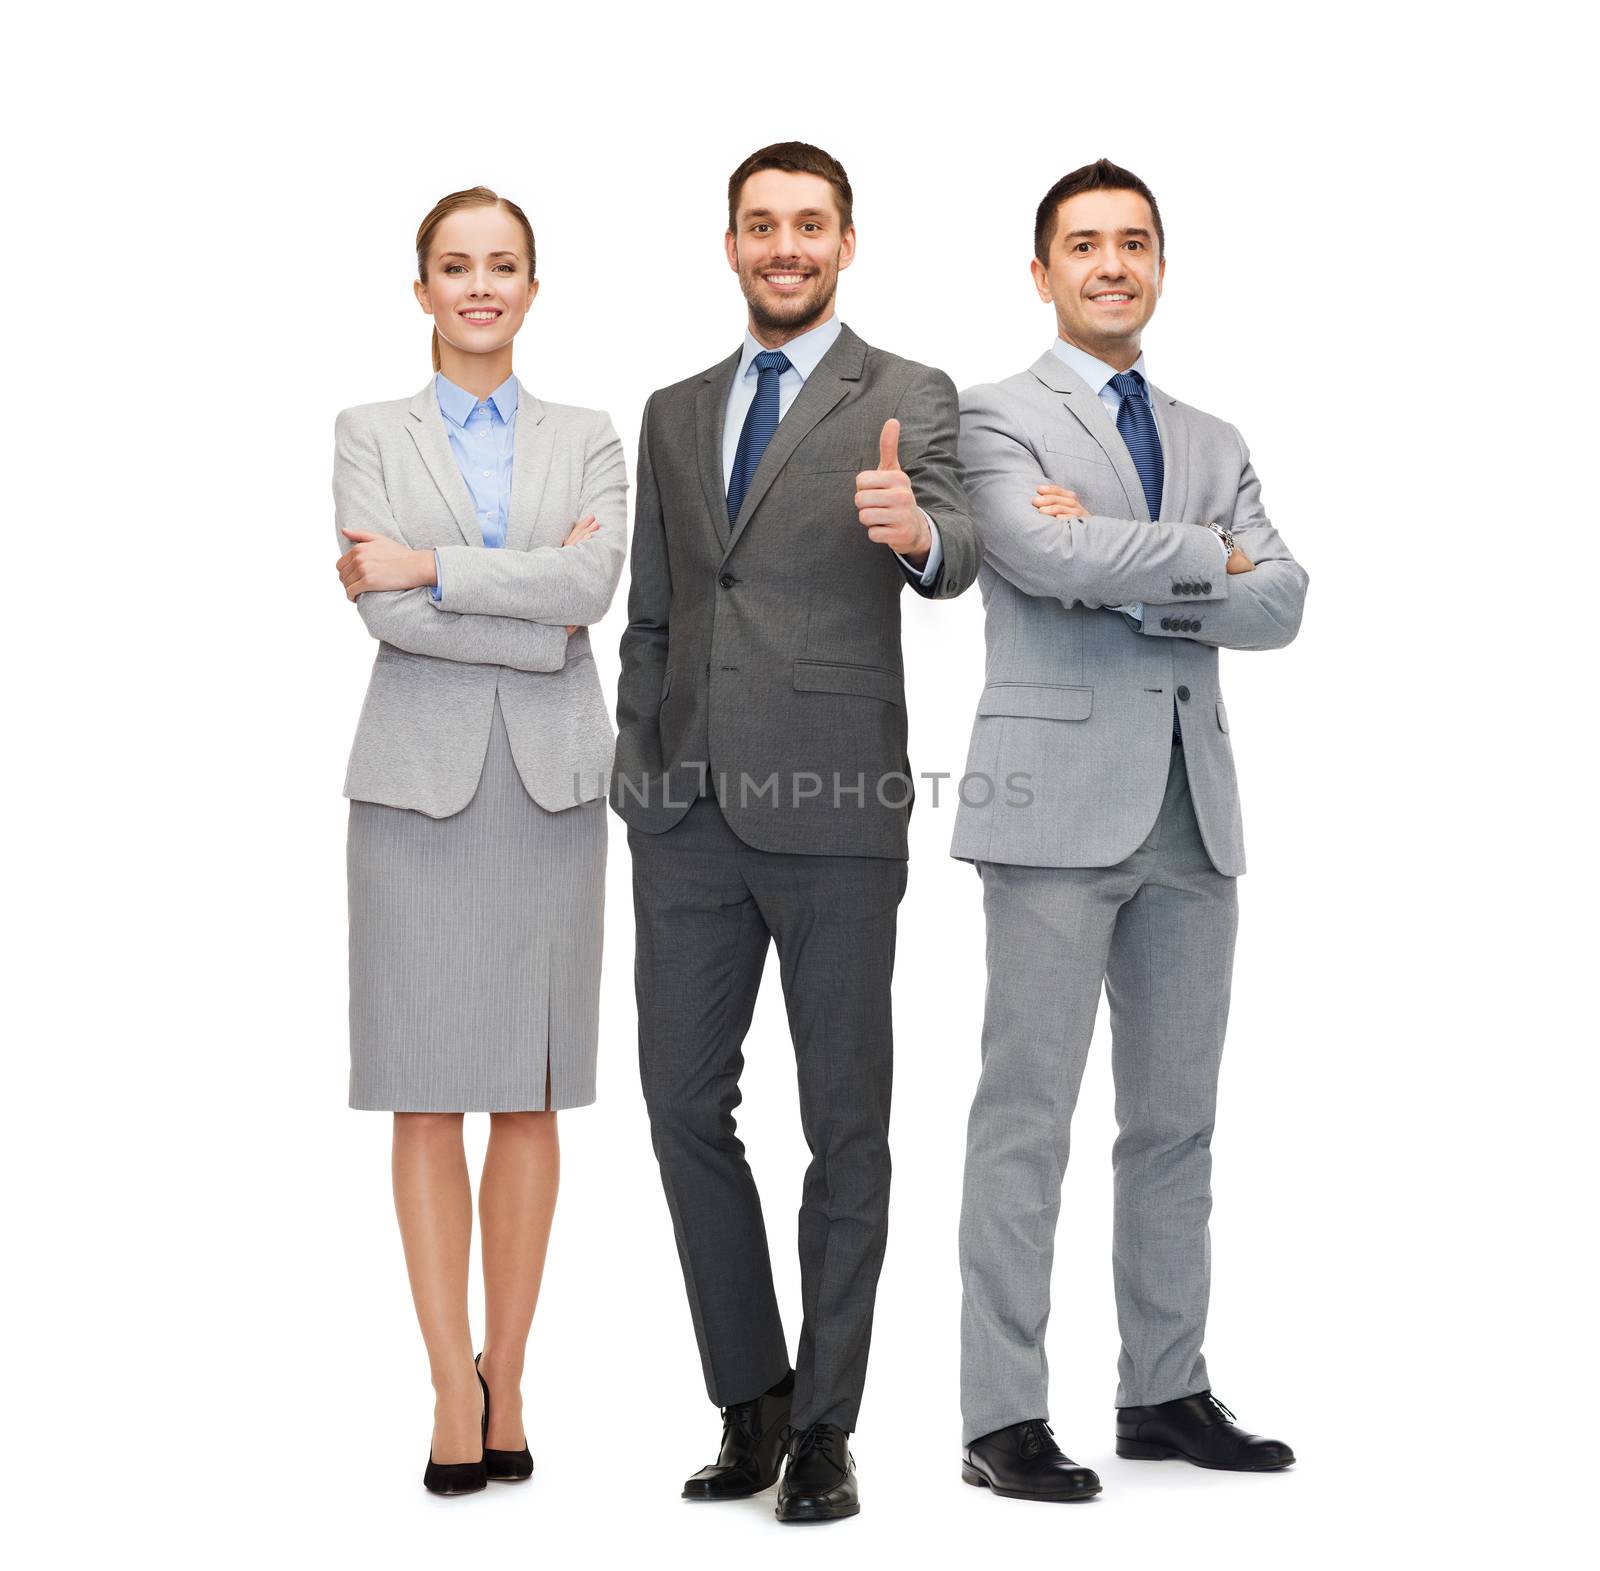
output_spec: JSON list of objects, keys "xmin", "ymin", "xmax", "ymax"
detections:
[{"xmin": 958, "ymin": 744, "xmax": 1239, "ymax": 1442}]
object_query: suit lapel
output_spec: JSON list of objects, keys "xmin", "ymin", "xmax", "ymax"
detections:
[
  {"xmin": 726, "ymin": 324, "xmax": 864, "ymax": 554},
  {"xmin": 1028, "ymin": 350, "xmax": 1147, "ymax": 522},
  {"xmin": 1146, "ymin": 380, "xmax": 1188, "ymax": 522},
  {"xmin": 404, "ymin": 383, "xmax": 484, "ymax": 547},
  {"xmin": 695, "ymin": 351, "xmax": 741, "ymax": 551},
  {"xmin": 505, "ymin": 380, "xmax": 556, "ymax": 551}
]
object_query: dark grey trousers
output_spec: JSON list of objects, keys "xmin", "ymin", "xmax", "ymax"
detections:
[{"xmin": 630, "ymin": 794, "xmax": 906, "ymax": 1432}]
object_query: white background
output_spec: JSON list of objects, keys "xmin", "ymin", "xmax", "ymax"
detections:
[{"xmin": 8, "ymin": 2, "xmax": 1593, "ymax": 1567}]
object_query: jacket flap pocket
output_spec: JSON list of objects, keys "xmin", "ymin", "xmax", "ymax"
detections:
[
  {"xmin": 977, "ymin": 683, "xmax": 1093, "ymax": 721},
  {"xmin": 1216, "ymin": 699, "xmax": 1229, "ymax": 733},
  {"xmin": 793, "ymin": 660, "xmax": 904, "ymax": 706}
]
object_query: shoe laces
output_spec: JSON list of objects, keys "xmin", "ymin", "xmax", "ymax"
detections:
[
  {"xmin": 1019, "ymin": 1419, "xmax": 1055, "ymax": 1457},
  {"xmin": 1203, "ymin": 1393, "xmax": 1237, "ymax": 1424},
  {"xmin": 719, "ymin": 1398, "xmax": 760, "ymax": 1438},
  {"xmin": 784, "ymin": 1422, "xmax": 844, "ymax": 1475}
]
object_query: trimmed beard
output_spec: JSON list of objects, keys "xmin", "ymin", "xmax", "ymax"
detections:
[{"xmin": 740, "ymin": 265, "xmax": 838, "ymax": 340}]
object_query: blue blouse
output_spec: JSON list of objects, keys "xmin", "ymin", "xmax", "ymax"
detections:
[{"xmin": 427, "ymin": 371, "xmax": 518, "ymax": 603}]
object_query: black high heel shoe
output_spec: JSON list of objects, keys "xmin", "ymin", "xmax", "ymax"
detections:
[
  {"xmin": 423, "ymin": 1370, "xmax": 488, "ymax": 1496},
  {"xmin": 477, "ymin": 1353, "xmax": 535, "ymax": 1483}
]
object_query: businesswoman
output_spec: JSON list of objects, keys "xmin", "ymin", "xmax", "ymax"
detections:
[{"xmin": 333, "ymin": 187, "xmax": 626, "ymax": 1495}]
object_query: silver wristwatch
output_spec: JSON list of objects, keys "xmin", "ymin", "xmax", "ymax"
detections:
[{"xmin": 1204, "ymin": 521, "xmax": 1236, "ymax": 556}]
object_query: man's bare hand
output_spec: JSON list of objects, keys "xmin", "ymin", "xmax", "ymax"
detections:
[
  {"xmin": 337, "ymin": 529, "xmax": 434, "ymax": 599},
  {"xmin": 856, "ymin": 420, "xmax": 930, "ymax": 563},
  {"xmin": 1226, "ymin": 546, "xmax": 1255, "ymax": 574},
  {"xmin": 1032, "ymin": 483, "xmax": 1088, "ymax": 520}
]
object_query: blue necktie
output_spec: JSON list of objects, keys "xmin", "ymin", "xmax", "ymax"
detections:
[
  {"xmin": 727, "ymin": 350, "xmax": 792, "ymax": 522},
  {"xmin": 1110, "ymin": 370, "xmax": 1164, "ymax": 520}
]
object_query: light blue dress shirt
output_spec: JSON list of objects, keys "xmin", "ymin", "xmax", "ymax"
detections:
[
  {"xmin": 722, "ymin": 316, "xmax": 942, "ymax": 585},
  {"xmin": 427, "ymin": 372, "xmax": 518, "ymax": 603},
  {"xmin": 1047, "ymin": 338, "xmax": 1228, "ymax": 623}
]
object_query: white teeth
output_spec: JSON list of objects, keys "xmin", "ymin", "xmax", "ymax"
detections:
[
  {"xmin": 462, "ymin": 311, "xmax": 499, "ymax": 321},
  {"xmin": 765, "ymin": 274, "xmax": 806, "ymax": 284},
  {"xmin": 1093, "ymin": 294, "xmax": 1131, "ymax": 302}
]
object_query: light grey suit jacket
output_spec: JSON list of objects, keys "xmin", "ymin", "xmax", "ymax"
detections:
[
  {"xmin": 334, "ymin": 379, "xmax": 627, "ymax": 817},
  {"xmin": 950, "ymin": 350, "xmax": 1308, "ymax": 876}
]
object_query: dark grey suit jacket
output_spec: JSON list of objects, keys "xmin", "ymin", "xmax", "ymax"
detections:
[{"xmin": 612, "ymin": 323, "xmax": 979, "ymax": 858}]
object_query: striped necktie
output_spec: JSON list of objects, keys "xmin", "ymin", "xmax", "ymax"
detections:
[
  {"xmin": 727, "ymin": 349, "xmax": 793, "ymax": 521},
  {"xmin": 1109, "ymin": 369, "xmax": 1164, "ymax": 520}
]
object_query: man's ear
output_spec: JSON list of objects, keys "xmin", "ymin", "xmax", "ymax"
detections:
[
  {"xmin": 1030, "ymin": 256, "xmax": 1053, "ymax": 305},
  {"xmin": 724, "ymin": 230, "xmax": 739, "ymax": 274},
  {"xmin": 837, "ymin": 224, "xmax": 857, "ymax": 272}
]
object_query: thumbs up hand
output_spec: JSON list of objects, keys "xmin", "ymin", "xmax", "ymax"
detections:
[{"xmin": 855, "ymin": 417, "xmax": 932, "ymax": 564}]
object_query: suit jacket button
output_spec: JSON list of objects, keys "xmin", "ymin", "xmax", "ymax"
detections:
[
  {"xmin": 1177, "ymin": 685, "xmax": 1191, "ymax": 701},
  {"xmin": 1201, "ymin": 581, "xmax": 1212, "ymax": 594},
  {"xmin": 1193, "ymin": 619, "xmax": 1202, "ymax": 631},
  {"xmin": 719, "ymin": 572, "xmax": 735, "ymax": 589},
  {"xmin": 1160, "ymin": 617, "xmax": 1173, "ymax": 631},
  {"xmin": 1171, "ymin": 584, "xmax": 1182, "ymax": 595}
]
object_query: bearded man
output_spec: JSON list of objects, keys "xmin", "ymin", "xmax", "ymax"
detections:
[{"xmin": 613, "ymin": 140, "xmax": 978, "ymax": 1524}]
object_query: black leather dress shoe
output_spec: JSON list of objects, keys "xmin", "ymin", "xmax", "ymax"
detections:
[
  {"xmin": 1116, "ymin": 1391, "xmax": 1295, "ymax": 1471},
  {"xmin": 681, "ymin": 1371, "xmax": 794, "ymax": 1500},
  {"xmin": 775, "ymin": 1422, "xmax": 859, "ymax": 1523},
  {"xmin": 962, "ymin": 1419, "xmax": 1102, "ymax": 1501}
]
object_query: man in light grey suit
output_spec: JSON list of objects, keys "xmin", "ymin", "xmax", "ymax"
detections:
[
  {"xmin": 953, "ymin": 161, "xmax": 1307, "ymax": 1501},
  {"xmin": 613, "ymin": 142, "xmax": 978, "ymax": 1523}
]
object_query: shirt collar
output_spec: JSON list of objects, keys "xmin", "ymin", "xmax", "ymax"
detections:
[
  {"xmin": 434, "ymin": 371, "xmax": 519, "ymax": 428},
  {"xmin": 737, "ymin": 315, "xmax": 843, "ymax": 384},
  {"xmin": 1050, "ymin": 337, "xmax": 1148, "ymax": 397}
]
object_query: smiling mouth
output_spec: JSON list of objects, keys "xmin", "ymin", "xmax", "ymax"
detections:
[
  {"xmin": 762, "ymin": 272, "xmax": 812, "ymax": 291},
  {"xmin": 459, "ymin": 309, "xmax": 503, "ymax": 323},
  {"xmin": 1088, "ymin": 292, "xmax": 1134, "ymax": 305}
]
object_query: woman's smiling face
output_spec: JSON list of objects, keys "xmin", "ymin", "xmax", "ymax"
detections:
[{"xmin": 414, "ymin": 204, "xmax": 538, "ymax": 362}]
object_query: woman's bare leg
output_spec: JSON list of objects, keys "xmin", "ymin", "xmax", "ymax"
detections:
[
  {"xmin": 478, "ymin": 1109, "xmax": 560, "ymax": 1450},
  {"xmin": 392, "ymin": 1112, "xmax": 483, "ymax": 1463}
]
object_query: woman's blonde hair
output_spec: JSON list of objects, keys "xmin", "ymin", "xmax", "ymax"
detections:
[{"xmin": 415, "ymin": 187, "xmax": 537, "ymax": 371}]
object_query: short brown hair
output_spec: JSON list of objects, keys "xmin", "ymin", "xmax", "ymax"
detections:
[
  {"xmin": 1034, "ymin": 159, "xmax": 1165, "ymax": 265},
  {"xmin": 727, "ymin": 141, "xmax": 854, "ymax": 234}
]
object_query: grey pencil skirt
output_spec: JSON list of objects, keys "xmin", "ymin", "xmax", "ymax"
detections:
[{"xmin": 346, "ymin": 693, "xmax": 606, "ymax": 1112}]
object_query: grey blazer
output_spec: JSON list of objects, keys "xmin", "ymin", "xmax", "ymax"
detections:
[
  {"xmin": 334, "ymin": 379, "xmax": 627, "ymax": 817},
  {"xmin": 950, "ymin": 351, "xmax": 1309, "ymax": 876},
  {"xmin": 612, "ymin": 323, "xmax": 981, "ymax": 859}
]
